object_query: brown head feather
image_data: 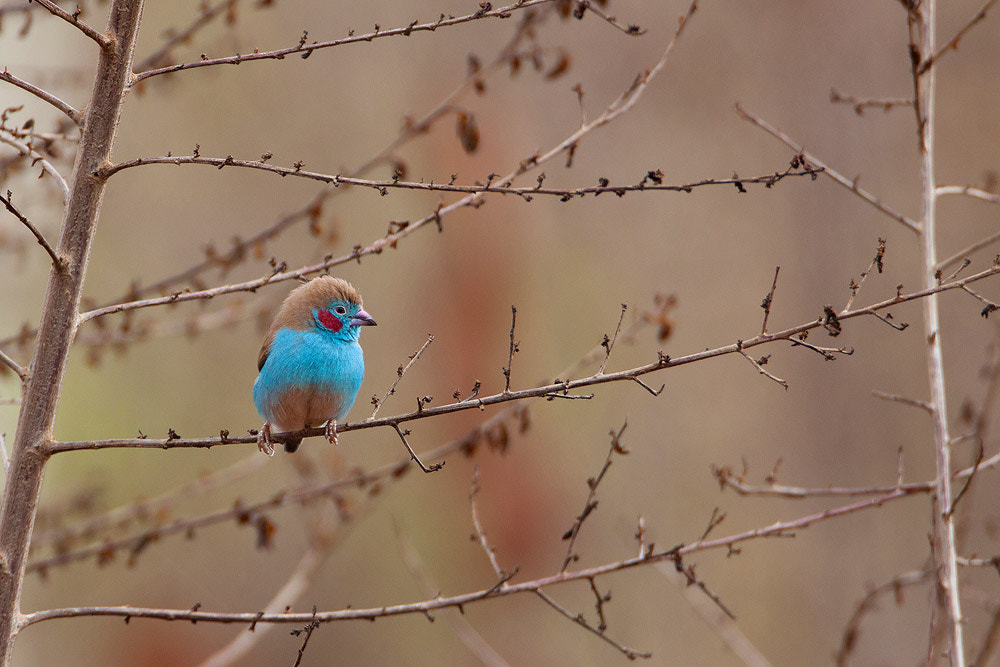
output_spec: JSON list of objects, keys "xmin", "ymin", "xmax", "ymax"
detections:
[{"xmin": 257, "ymin": 276, "xmax": 363, "ymax": 371}]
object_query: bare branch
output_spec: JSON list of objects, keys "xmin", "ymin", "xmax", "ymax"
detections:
[
  {"xmin": 391, "ymin": 423, "xmax": 444, "ymax": 473},
  {"xmin": 17, "ymin": 486, "xmax": 929, "ymax": 631},
  {"xmin": 0, "ymin": 129, "xmax": 70, "ymax": 203},
  {"xmin": 134, "ymin": 0, "xmax": 240, "ymax": 71},
  {"xmin": 2, "ymin": 189, "xmax": 64, "ymax": 269},
  {"xmin": 597, "ymin": 304, "xmax": 627, "ymax": 375},
  {"xmin": 737, "ymin": 348, "xmax": 787, "ymax": 389},
  {"xmin": 50, "ymin": 263, "xmax": 1000, "ymax": 453},
  {"xmin": 99, "ymin": 153, "xmax": 821, "ymax": 199},
  {"xmin": 133, "ymin": 0, "xmax": 555, "ymax": 84},
  {"xmin": 835, "ymin": 570, "xmax": 931, "ymax": 666},
  {"xmin": 735, "ymin": 103, "xmax": 921, "ymax": 233},
  {"xmin": 370, "ymin": 334, "xmax": 434, "ymax": 419},
  {"xmin": 574, "ymin": 0, "xmax": 646, "ymax": 36},
  {"xmin": 78, "ymin": 4, "xmax": 701, "ymax": 327},
  {"xmin": 936, "ymin": 185, "xmax": 1000, "ymax": 204},
  {"xmin": 872, "ymin": 390, "xmax": 933, "ymax": 414},
  {"xmin": 30, "ymin": 0, "xmax": 111, "ymax": 48},
  {"xmin": 533, "ymin": 588, "xmax": 651, "ymax": 660},
  {"xmin": 503, "ymin": 306, "xmax": 518, "ymax": 393},
  {"xmin": 937, "ymin": 231, "xmax": 1000, "ymax": 272},
  {"xmin": 0, "ymin": 69, "xmax": 84, "ymax": 126},
  {"xmin": 0, "ymin": 347, "xmax": 26, "ymax": 381},
  {"xmin": 829, "ymin": 88, "xmax": 913, "ymax": 115},
  {"xmin": 917, "ymin": 0, "xmax": 998, "ymax": 75},
  {"xmin": 759, "ymin": 267, "xmax": 780, "ymax": 335},
  {"xmin": 561, "ymin": 422, "xmax": 628, "ymax": 572}
]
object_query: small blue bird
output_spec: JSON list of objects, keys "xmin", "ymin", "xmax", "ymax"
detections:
[{"xmin": 253, "ymin": 276, "xmax": 376, "ymax": 455}]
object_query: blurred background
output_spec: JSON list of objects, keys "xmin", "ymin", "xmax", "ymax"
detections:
[{"xmin": 2, "ymin": 0, "xmax": 999, "ymax": 664}]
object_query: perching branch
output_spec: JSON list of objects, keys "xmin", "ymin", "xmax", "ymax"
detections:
[{"xmin": 48, "ymin": 262, "xmax": 1000, "ymax": 454}]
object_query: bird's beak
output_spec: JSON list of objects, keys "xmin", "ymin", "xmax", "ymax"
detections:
[{"xmin": 350, "ymin": 309, "xmax": 377, "ymax": 327}]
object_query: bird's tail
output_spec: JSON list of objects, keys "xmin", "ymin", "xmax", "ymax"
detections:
[{"xmin": 284, "ymin": 437, "xmax": 302, "ymax": 453}]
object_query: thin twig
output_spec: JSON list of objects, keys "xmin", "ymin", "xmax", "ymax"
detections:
[
  {"xmin": 834, "ymin": 569, "xmax": 931, "ymax": 666},
  {"xmin": 561, "ymin": 422, "xmax": 628, "ymax": 572},
  {"xmin": 872, "ymin": 390, "xmax": 933, "ymax": 414},
  {"xmin": 503, "ymin": 306, "xmax": 517, "ymax": 393},
  {"xmin": 0, "ymin": 69, "xmax": 84, "ymax": 126},
  {"xmin": 598, "ymin": 304, "xmax": 627, "ymax": 375},
  {"xmin": 843, "ymin": 238, "xmax": 886, "ymax": 312},
  {"xmin": 0, "ymin": 347, "xmax": 26, "ymax": 381},
  {"xmin": 133, "ymin": 0, "xmax": 554, "ymax": 84},
  {"xmin": 30, "ymin": 0, "xmax": 111, "ymax": 48},
  {"xmin": 575, "ymin": 0, "xmax": 646, "ymax": 36},
  {"xmin": 2, "ymin": 190, "xmax": 64, "ymax": 269},
  {"xmin": 134, "ymin": 0, "xmax": 240, "ymax": 71},
  {"xmin": 735, "ymin": 103, "xmax": 921, "ymax": 233},
  {"xmin": 737, "ymin": 349, "xmax": 787, "ymax": 389},
  {"xmin": 0, "ymin": 129, "xmax": 70, "ymax": 203},
  {"xmin": 370, "ymin": 335, "xmax": 434, "ymax": 419},
  {"xmin": 759, "ymin": 267, "xmax": 780, "ymax": 335},
  {"xmin": 829, "ymin": 88, "xmax": 913, "ymax": 115},
  {"xmin": 470, "ymin": 467, "xmax": 506, "ymax": 580},
  {"xmin": 917, "ymin": 0, "xmax": 998, "ymax": 75},
  {"xmin": 936, "ymin": 185, "xmax": 1000, "ymax": 204},
  {"xmin": 391, "ymin": 424, "xmax": 444, "ymax": 473},
  {"xmin": 936, "ymin": 231, "xmax": 1000, "ymax": 272},
  {"xmin": 533, "ymin": 588, "xmax": 651, "ymax": 660}
]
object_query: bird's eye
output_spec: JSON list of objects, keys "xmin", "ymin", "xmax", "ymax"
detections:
[{"xmin": 334, "ymin": 305, "xmax": 347, "ymax": 315}]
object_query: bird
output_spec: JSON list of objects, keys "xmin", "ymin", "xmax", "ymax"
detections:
[{"xmin": 253, "ymin": 276, "xmax": 376, "ymax": 455}]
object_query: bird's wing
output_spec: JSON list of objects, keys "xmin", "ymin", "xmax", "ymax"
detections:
[{"xmin": 257, "ymin": 329, "xmax": 275, "ymax": 371}]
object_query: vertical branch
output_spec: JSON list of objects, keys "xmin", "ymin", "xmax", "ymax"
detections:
[
  {"xmin": 914, "ymin": 2, "xmax": 966, "ymax": 664},
  {"xmin": 0, "ymin": 1, "xmax": 145, "ymax": 664}
]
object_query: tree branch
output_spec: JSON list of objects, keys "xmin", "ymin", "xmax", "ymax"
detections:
[
  {"xmin": 0, "ymin": 69, "xmax": 84, "ymax": 126},
  {"xmin": 735, "ymin": 103, "xmax": 921, "ymax": 233},
  {"xmin": 48, "ymin": 263, "xmax": 1000, "ymax": 454},
  {"xmin": 0, "ymin": 1, "xmax": 144, "ymax": 663},
  {"xmin": 29, "ymin": 0, "xmax": 111, "ymax": 48},
  {"xmin": 2, "ymin": 189, "xmax": 64, "ymax": 270},
  {"xmin": 132, "ymin": 0, "xmax": 555, "ymax": 84},
  {"xmin": 16, "ymin": 486, "xmax": 927, "ymax": 632}
]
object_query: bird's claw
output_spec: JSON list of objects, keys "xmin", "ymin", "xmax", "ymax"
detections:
[
  {"xmin": 324, "ymin": 419, "xmax": 339, "ymax": 446},
  {"xmin": 257, "ymin": 422, "xmax": 275, "ymax": 457}
]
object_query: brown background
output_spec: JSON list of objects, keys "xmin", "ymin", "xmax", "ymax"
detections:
[{"xmin": 2, "ymin": 1, "xmax": 999, "ymax": 664}]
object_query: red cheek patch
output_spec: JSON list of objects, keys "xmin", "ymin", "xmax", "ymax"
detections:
[{"xmin": 317, "ymin": 309, "xmax": 342, "ymax": 332}]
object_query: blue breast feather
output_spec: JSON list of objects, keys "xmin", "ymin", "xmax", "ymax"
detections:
[{"xmin": 253, "ymin": 327, "xmax": 365, "ymax": 425}]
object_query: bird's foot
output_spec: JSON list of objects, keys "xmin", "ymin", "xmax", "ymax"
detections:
[
  {"xmin": 324, "ymin": 419, "xmax": 339, "ymax": 446},
  {"xmin": 257, "ymin": 422, "xmax": 275, "ymax": 457}
]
